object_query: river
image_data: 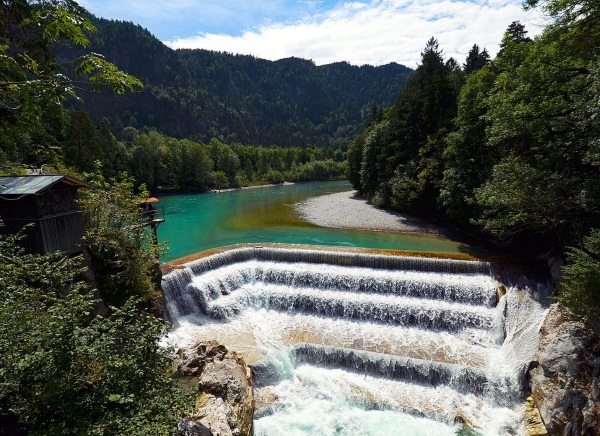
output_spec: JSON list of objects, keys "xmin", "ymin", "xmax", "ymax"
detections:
[{"xmin": 157, "ymin": 181, "xmax": 482, "ymax": 261}]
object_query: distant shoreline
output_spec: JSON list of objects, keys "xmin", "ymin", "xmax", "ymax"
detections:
[
  {"xmin": 156, "ymin": 180, "xmax": 351, "ymax": 196},
  {"xmin": 208, "ymin": 181, "xmax": 295, "ymax": 193}
]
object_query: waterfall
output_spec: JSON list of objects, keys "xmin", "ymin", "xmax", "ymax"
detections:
[{"xmin": 162, "ymin": 247, "xmax": 550, "ymax": 435}]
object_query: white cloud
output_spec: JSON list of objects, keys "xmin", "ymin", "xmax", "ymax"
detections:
[{"xmin": 164, "ymin": 0, "xmax": 547, "ymax": 67}]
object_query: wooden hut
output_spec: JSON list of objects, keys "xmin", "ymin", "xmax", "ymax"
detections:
[
  {"xmin": 0, "ymin": 175, "xmax": 92, "ymax": 255},
  {"xmin": 136, "ymin": 197, "xmax": 165, "ymax": 246}
]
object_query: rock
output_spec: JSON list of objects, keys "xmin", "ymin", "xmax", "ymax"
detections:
[
  {"xmin": 179, "ymin": 341, "xmax": 228, "ymax": 377},
  {"xmin": 253, "ymin": 387, "xmax": 278, "ymax": 419},
  {"xmin": 179, "ymin": 395, "xmax": 237, "ymax": 436},
  {"xmin": 496, "ymin": 285, "xmax": 507, "ymax": 304},
  {"xmin": 528, "ymin": 303, "xmax": 600, "ymax": 436},
  {"xmin": 524, "ymin": 396, "xmax": 549, "ymax": 436},
  {"xmin": 177, "ymin": 341, "xmax": 254, "ymax": 436},
  {"xmin": 547, "ymin": 257, "xmax": 564, "ymax": 289},
  {"xmin": 178, "ymin": 417, "xmax": 213, "ymax": 436}
]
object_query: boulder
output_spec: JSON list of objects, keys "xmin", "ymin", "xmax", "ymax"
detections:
[
  {"xmin": 528, "ymin": 304, "xmax": 600, "ymax": 435},
  {"xmin": 177, "ymin": 341, "xmax": 254, "ymax": 436}
]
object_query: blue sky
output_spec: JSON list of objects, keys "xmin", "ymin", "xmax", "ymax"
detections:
[{"xmin": 80, "ymin": 0, "xmax": 546, "ymax": 67}]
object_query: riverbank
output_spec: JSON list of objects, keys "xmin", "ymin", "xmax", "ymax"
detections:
[
  {"xmin": 209, "ymin": 181, "xmax": 295, "ymax": 193},
  {"xmin": 295, "ymin": 190, "xmax": 445, "ymax": 235}
]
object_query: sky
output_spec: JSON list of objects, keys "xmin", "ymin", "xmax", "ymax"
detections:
[{"xmin": 79, "ymin": 0, "xmax": 547, "ymax": 68}]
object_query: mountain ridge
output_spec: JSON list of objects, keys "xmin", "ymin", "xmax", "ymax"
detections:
[{"xmin": 60, "ymin": 17, "xmax": 412, "ymax": 148}]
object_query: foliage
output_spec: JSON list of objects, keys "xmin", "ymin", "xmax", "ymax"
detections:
[
  {"xmin": 0, "ymin": 230, "xmax": 192, "ymax": 434},
  {"xmin": 439, "ymin": 66, "xmax": 496, "ymax": 224},
  {"xmin": 264, "ymin": 169, "xmax": 285, "ymax": 185},
  {"xmin": 473, "ymin": 156, "xmax": 575, "ymax": 244},
  {"xmin": 478, "ymin": 13, "xmax": 600, "ymax": 246},
  {"xmin": 463, "ymin": 44, "xmax": 490, "ymax": 75},
  {"xmin": 287, "ymin": 159, "xmax": 347, "ymax": 182},
  {"xmin": 559, "ymin": 229, "xmax": 600, "ymax": 321},
  {"xmin": 1, "ymin": 0, "xmax": 90, "ymax": 119},
  {"xmin": 359, "ymin": 120, "xmax": 394, "ymax": 202},
  {"xmin": 63, "ymin": 109, "xmax": 101, "ymax": 172},
  {"xmin": 348, "ymin": 3, "xmax": 600, "ymax": 261},
  {"xmin": 525, "ymin": 0, "xmax": 600, "ymax": 27},
  {"xmin": 74, "ymin": 125, "xmax": 348, "ymax": 191},
  {"xmin": 79, "ymin": 171, "xmax": 163, "ymax": 307},
  {"xmin": 347, "ymin": 130, "xmax": 367, "ymax": 192},
  {"xmin": 0, "ymin": 0, "xmax": 141, "ymax": 116},
  {"xmin": 0, "ymin": 0, "xmax": 141, "ymax": 171},
  {"xmin": 349, "ymin": 37, "xmax": 462, "ymax": 213},
  {"xmin": 210, "ymin": 170, "xmax": 229, "ymax": 189},
  {"xmin": 1, "ymin": 1, "xmax": 366, "ymax": 184}
]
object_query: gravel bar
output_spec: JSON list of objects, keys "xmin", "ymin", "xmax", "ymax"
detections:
[{"xmin": 295, "ymin": 190, "xmax": 443, "ymax": 235}]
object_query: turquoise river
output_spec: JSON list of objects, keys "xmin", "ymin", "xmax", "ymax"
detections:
[{"xmin": 157, "ymin": 181, "xmax": 483, "ymax": 261}]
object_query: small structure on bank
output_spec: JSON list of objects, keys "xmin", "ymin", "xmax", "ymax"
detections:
[
  {"xmin": 0, "ymin": 175, "xmax": 92, "ymax": 255},
  {"xmin": 136, "ymin": 197, "xmax": 165, "ymax": 246}
]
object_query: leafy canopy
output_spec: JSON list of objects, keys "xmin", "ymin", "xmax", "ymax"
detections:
[
  {"xmin": 0, "ymin": 228, "xmax": 192, "ymax": 434},
  {"xmin": 0, "ymin": 0, "xmax": 142, "ymax": 119}
]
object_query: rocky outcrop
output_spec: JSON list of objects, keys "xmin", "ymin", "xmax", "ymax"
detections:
[
  {"xmin": 524, "ymin": 396, "xmax": 549, "ymax": 436},
  {"xmin": 177, "ymin": 341, "xmax": 254, "ymax": 436},
  {"xmin": 528, "ymin": 303, "xmax": 600, "ymax": 436}
]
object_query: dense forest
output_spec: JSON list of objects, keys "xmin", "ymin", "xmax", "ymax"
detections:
[
  {"xmin": 349, "ymin": 20, "xmax": 599, "ymax": 249},
  {"xmin": 2, "ymin": 13, "xmax": 405, "ymax": 190},
  {"xmin": 46, "ymin": 111, "xmax": 348, "ymax": 191},
  {"xmin": 57, "ymin": 18, "xmax": 412, "ymax": 148}
]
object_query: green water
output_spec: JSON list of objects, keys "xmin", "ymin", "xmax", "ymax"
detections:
[{"xmin": 157, "ymin": 181, "xmax": 480, "ymax": 261}]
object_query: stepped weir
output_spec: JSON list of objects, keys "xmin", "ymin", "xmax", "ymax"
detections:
[{"xmin": 162, "ymin": 246, "xmax": 550, "ymax": 435}]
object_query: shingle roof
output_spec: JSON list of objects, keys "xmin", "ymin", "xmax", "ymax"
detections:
[{"xmin": 0, "ymin": 175, "xmax": 92, "ymax": 195}]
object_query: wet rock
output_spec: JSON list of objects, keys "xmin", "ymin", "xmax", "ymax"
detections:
[
  {"xmin": 528, "ymin": 304, "xmax": 600, "ymax": 436},
  {"xmin": 177, "ymin": 341, "xmax": 254, "ymax": 436},
  {"xmin": 254, "ymin": 387, "xmax": 278, "ymax": 419}
]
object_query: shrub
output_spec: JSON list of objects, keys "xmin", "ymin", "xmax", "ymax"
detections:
[
  {"xmin": 265, "ymin": 170, "xmax": 285, "ymax": 184},
  {"xmin": 559, "ymin": 229, "xmax": 600, "ymax": 321},
  {"xmin": 0, "ymin": 230, "xmax": 192, "ymax": 434},
  {"xmin": 79, "ymin": 173, "xmax": 163, "ymax": 307}
]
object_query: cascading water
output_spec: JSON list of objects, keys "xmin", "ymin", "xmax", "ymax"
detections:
[{"xmin": 162, "ymin": 247, "xmax": 550, "ymax": 435}]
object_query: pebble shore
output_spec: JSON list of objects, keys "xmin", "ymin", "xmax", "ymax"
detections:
[{"xmin": 295, "ymin": 190, "xmax": 443, "ymax": 235}]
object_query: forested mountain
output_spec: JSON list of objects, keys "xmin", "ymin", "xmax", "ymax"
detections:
[{"xmin": 58, "ymin": 18, "xmax": 412, "ymax": 148}]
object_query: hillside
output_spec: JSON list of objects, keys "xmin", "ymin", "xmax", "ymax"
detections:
[{"xmin": 59, "ymin": 18, "xmax": 412, "ymax": 148}]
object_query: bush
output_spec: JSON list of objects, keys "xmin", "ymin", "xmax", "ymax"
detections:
[
  {"xmin": 79, "ymin": 173, "xmax": 163, "ymax": 308},
  {"xmin": 285, "ymin": 159, "xmax": 347, "ymax": 182},
  {"xmin": 559, "ymin": 229, "xmax": 600, "ymax": 321},
  {"xmin": 265, "ymin": 170, "xmax": 285, "ymax": 184},
  {"xmin": 233, "ymin": 171, "xmax": 249, "ymax": 188},
  {"xmin": 0, "ymin": 230, "xmax": 192, "ymax": 434},
  {"xmin": 210, "ymin": 171, "xmax": 230, "ymax": 189}
]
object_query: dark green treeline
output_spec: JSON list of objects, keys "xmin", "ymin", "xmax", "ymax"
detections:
[
  {"xmin": 58, "ymin": 112, "xmax": 347, "ymax": 190},
  {"xmin": 349, "ymin": 7, "xmax": 600, "ymax": 254}
]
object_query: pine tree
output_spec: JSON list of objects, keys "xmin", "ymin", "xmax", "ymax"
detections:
[{"xmin": 464, "ymin": 44, "xmax": 491, "ymax": 74}]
